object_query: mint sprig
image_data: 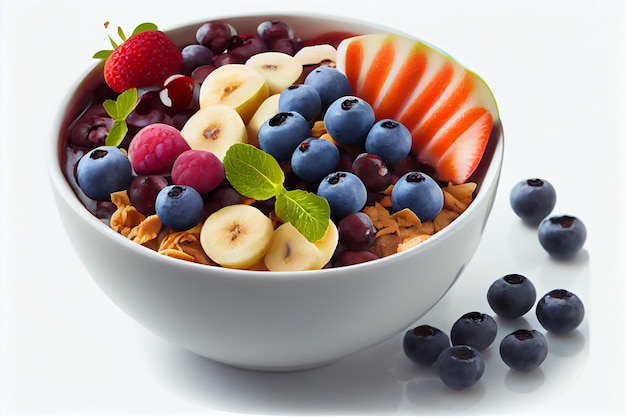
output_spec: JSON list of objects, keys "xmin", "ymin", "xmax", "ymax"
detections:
[
  {"xmin": 102, "ymin": 88, "xmax": 138, "ymax": 147},
  {"xmin": 93, "ymin": 22, "xmax": 159, "ymax": 59},
  {"xmin": 224, "ymin": 143, "xmax": 331, "ymax": 243}
]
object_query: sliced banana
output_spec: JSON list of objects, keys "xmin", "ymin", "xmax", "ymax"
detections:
[
  {"xmin": 245, "ymin": 93, "xmax": 280, "ymax": 148},
  {"xmin": 199, "ymin": 63, "xmax": 269, "ymax": 124},
  {"xmin": 245, "ymin": 51, "xmax": 303, "ymax": 95},
  {"xmin": 200, "ymin": 204, "xmax": 274, "ymax": 269},
  {"xmin": 314, "ymin": 220, "xmax": 339, "ymax": 268},
  {"xmin": 294, "ymin": 44, "xmax": 337, "ymax": 66},
  {"xmin": 264, "ymin": 222, "xmax": 324, "ymax": 272},
  {"xmin": 180, "ymin": 104, "xmax": 247, "ymax": 161}
]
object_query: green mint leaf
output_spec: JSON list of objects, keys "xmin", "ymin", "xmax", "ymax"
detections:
[
  {"xmin": 131, "ymin": 22, "xmax": 158, "ymax": 36},
  {"xmin": 115, "ymin": 88, "xmax": 138, "ymax": 119},
  {"xmin": 223, "ymin": 143, "xmax": 284, "ymax": 201},
  {"xmin": 105, "ymin": 120, "xmax": 128, "ymax": 147},
  {"xmin": 275, "ymin": 190, "xmax": 330, "ymax": 243},
  {"xmin": 102, "ymin": 98, "xmax": 120, "ymax": 119},
  {"xmin": 93, "ymin": 49, "xmax": 113, "ymax": 59}
]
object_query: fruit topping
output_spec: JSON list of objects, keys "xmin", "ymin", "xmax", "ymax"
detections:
[
  {"xmin": 390, "ymin": 171, "xmax": 443, "ymax": 222},
  {"xmin": 127, "ymin": 123, "xmax": 191, "ymax": 175},
  {"xmin": 95, "ymin": 23, "xmax": 183, "ymax": 93},
  {"xmin": 323, "ymin": 96, "xmax": 375, "ymax": 146},
  {"xmin": 317, "ymin": 171, "xmax": 368, "ymax": 219},
  {"xmin": 76, "ymin": 146, "xmax": 133, "ymax": 201},
  {"xmin": 155, "ymin": 185, "xmax": 204, "ymax": 231},
  {"xmin": 291, "ymin": 137, "xmax": 340, "ymax": 184},
  {"xmin": 336, "ymin": 33, "xmax": 499, "ymax": 183}
]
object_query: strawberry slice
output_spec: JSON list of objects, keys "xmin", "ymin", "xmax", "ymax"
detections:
[{"xmin": 336, "ymin": 33, "xmax": 499, "ymax": 183}]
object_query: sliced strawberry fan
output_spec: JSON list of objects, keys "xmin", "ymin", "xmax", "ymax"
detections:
[{"xmin": 336, "ymin": 33, "xmax": 500, "ymax": 184}]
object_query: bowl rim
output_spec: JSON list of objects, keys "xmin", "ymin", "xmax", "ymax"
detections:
[{"xmin": 48, "ymin": 12, "xmax": 504, "ymax": 281}]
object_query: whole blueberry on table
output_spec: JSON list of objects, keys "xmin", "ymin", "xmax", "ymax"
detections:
[
  {"xmin": 436, "ymin": 345, "xmax": 485, "ymax": 390},
  {"xmin": 510, "ymin": 178, "xmax": 556, "ymax": 225},
  {"xmin": 486, "ymin": 273, "xmax": 537, "ymax": 319},
  {"xmin": 536, "ymin": 289, "xmax": 585, "ymax": 334},
  {"xmin": 278, "ymin": 84, "xmax": 322, "ymax": 122},
  {"xmin": 403, "ymin": 325, "xmax": 451, "ymax": 366},
  {"xmin": 450, "ymin": 312, "xmax": 498, "ymax": 351},
  {"xmin": 317, "ymin": 171, "xmax": 367, "ymax": 219},
  {"xmin": 364, "ymin": 119, "xmax": 412, "ymax": 164},
  {"xmin": 304, "ymin": 66, "xmax": 352, "ymax": 107},
  {"xmin": 76, "ymin": 146, "xmax": 133, "ymax": 201},
  {"xmin": 291, "ymin": 137, "xmax": 340, "ymax": 184},
  {"xmin": 323, "ymin": 96, "xmax": 375, "ymax": 146},
  {"xmin": 499, "ymin": 329, "xmax": 548, "ymax": 372},
  {"xmin": 155, "ymin": 185, "xmax": 204, "ymax": 231},
  {"xmin": 258, "ymin": 111, "xmax": 311, "ymax": 161},
  {"xmin": 391, "ymin": 171, "xmax": 444, "ymax": 222},
  {"xmin": 537, "ymin": 215, "xmax": 587, "ymax": 259}
]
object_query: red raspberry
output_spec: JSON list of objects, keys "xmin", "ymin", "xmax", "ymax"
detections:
[
  {"xmin": 128, "ymin": 123, "xmax": 190, "ymax": 175},
  {"xmin": 171, "ymin": 150, "xmax": 225, "ymax": 194},
  {"xmin": 104, "ymin": 30, "xmax": 182, "ymax": 93}
]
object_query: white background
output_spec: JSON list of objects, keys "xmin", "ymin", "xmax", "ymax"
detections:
[{"xmin": 1, "ymin": 0, "xmax": 625, "ymax": 415}]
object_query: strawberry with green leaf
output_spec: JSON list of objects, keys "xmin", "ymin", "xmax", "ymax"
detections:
[{"xmin": 94, "ymin": 23, "xmax": 183, "ymax": 93}]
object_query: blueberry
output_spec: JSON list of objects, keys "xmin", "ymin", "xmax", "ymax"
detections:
[
  {"xmin": 291, "ymin": 137, "xmax": 340, "ymax": 184},
  {"xmin": 486, "ymin": 273, "xmax": 537, "ymax": 319},
  {"xmin": 155, "ymin": 185, "xmax": 204, "ymax": 231},
  {"xmin": 323, "ymin": 96, "xmax": 375, "ymax": 146},
  {"xmin": 450, "ymin": 312, "xmax": 498, "ymax": 351},
  {"xmin": 510, "ymin": 178, "xmax": 557, "ymax": 225},
  {"xmin": 499, "ymin": 329, "xmax": 548, "ymax": 372},
  {"xmin": 278, "ymin": 84, "xmax": 322, "ymax": 122},
  {"xmin": 391, "ymin": 171, "xmax": 444, "ymax": 222},
  {"xmin": 317, "ymin": 171, "xmax": 367, "ymax": 218},
  {"xmin": 436, "ymin": 345, "xmax": 485, "ymax": 390},
  {"xmin": 303, "ymin": 66, "xmax": 352, "ymax": 107},
  {"xmin": 536, "ymin": 289, "xmax": 585, "ymax": 334},
  {"xmin": 537, "ymin": 215, "xmax": 587, "ymax": 259},
  {"xmin": 76, "ymin": 146, "xmax": 133, "ymax": 201},
  {"xmin": 364, "ymin": 119, "xmax": 412, "ymax": 164},
  {"xmin": 258, "ymin": 112, "xmax": 311, "ymax": 161},
  {"xmin": 403, "ymin": 325, "xmax": 451, "ymax": 366}
]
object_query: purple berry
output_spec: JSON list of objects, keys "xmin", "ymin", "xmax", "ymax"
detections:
[
  {"xmin": 510, "ymin": 178, "xmax": 557, "ymax": 225},
  {"xmin": 536, "ymin": 289, "xmax": 585, "ymax": 334},
  {"xmin": 486, "ymin": 273, "xmax": 537, "ymax": 319},
  {"xmin": 352, "ymin": 153, "xmax": 392, "ymax": 193},
  {"xmin": 436, "ymin": 345, "xmax": 485, "ymax": 390},
  {"xmin": 450, "ymin": 312, "xmax": 498, "ymax": 351},
  {"xmin": 499, "ymin": 329, "xmax": 548, "ymax": 372},
  {"xmin": 155, "ymin": 185, "xmax": 204, "ymax": 231},
  {"xmin": 537, "ymin": 215, "xmax": 587, "ymax": 259},
  {"xmin": 337, "ymin": 212, "xmax": 377, "ymax": 250},
  {"xmin": 403, "ymin": 325, "xmax": 451, "ymax": 366},
  {"xmin": 127, "ymin": 175, "xmax": 168, "ymax": 215},
  {"xmin": 76, "ymin": 146, "xmax": 133, "ymax": 201}
]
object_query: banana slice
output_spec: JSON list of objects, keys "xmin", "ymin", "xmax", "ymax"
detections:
[
  {"xmin": 180, "ymin": 104, "xmax": 247, "ymax": 161},
  {"xmin": 200, "ymin": 204, "xmax": 274, "ymax": 269},
  {"xmin": 246, "ymin": 94, "xmax": 280, "ymax": 148},
  {"xmin": 246, "ymin": 52, "xmax": 303, "ymax": 95},
  {"xmin": 294, "ymin": 44, "xmax": 337, "ymax": 66},
  {"xmin": 199, "ymin": 63, "xmax": 269, "ymax": 124},
  {"xmin": 314, "ymin": 220, "xmax": 339, "ymax": 268}
]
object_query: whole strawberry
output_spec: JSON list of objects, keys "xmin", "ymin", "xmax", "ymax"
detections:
[{"xmin": 95, "ymin": 23, "xmax": 182, "ymax": 93}]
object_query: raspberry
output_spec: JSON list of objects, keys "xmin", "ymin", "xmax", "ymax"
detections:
[{"xmin": 127, "ymin": 123, "xmax": 190, "ymax": 175}]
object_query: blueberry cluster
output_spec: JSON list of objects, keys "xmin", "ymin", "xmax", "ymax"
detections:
[
  {"xmin": 510, "ymin": 178, "xmax": 586, "ymax": 259},
  {"xmin": 258, "ymin": 68, "xmax": 442, "ymax": 224},
  {"xmin": 402, "ymin": 273, "xmax": 585, "ymax": 390}
]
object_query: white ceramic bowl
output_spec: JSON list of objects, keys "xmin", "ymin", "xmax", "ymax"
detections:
[{"xmin": 49, "ymin": 13, "xmax": 504, "ymax": 371}]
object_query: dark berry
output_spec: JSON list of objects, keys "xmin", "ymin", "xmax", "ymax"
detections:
[
  {"xmin": 486, "ymin": 273, "xmax": 537, "ymax": 319},
  {"xmin": 536, "ymin": 289, "xmax": 585, "ymax": 334},
  {"xmin": 499, "ymin": 329, "xmax": 548, "ymax": 371},
  {"xmin": 403, "ymin": 325, "xmax": 451, "ymax": 366},
  {"xmin": 436, "ymin": 345, "xmax": 485, "ymax": 390},
  {"xmin": 450, "ymin": 312, "xmax": 498, "ymax": 351},
  {"xmin": 510, "ymin": 178, "xmax": 557, "ymax": 225}
]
